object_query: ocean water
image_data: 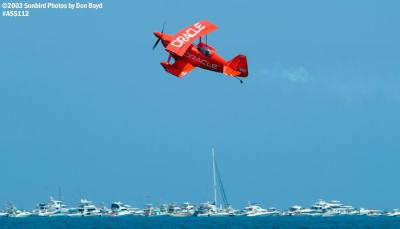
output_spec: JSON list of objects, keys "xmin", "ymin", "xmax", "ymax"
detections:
[{"xmin": 0, "ymin": 216, "xmax": 400, "ymax": 229}]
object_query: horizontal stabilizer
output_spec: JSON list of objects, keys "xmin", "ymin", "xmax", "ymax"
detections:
[{"xmin": 223, "ymin": 55, "xmax": 248, "ymax": 77}]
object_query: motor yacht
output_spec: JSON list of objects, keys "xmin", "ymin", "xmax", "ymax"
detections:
[
  {"xmin": 0, "ymin": 210, "xmax": 7, "ymax": 217},
  {"xmin": 168, "ymin": 202, "xmax": 195, "ymax": 217},
  {"xmin": 110, "ymin": 202, "xmax": 133, "ymax": 216},
  {"xmin": 358, "ymin": 208, "xmax": 382, "ymax": 216},
  {"xmin": 6, "ymin": 203, "xmax": 32, "ymax": 217},
  {"xmin": 285, "ymin": 205, "xmax": 316, "ymax": 216},
  {"xmin": 242, "ymin": 203, "xmax": 279, "ymax": 216},
  {"xmin": 310, "ymin": 199, "xmax": 356, "ymax": 216},
  {"xmin": 387, "ymin": 209, "xmax": 400, "ymax": 217},
  {"xmin": 32, "ymin": 197, "xmax": 69, "ymax": 217},
  {"xmin": 68, "ymin": 199, "xmax": 101, "ymax": 217},
  {"xmin": 195, "ymin": 202, "xmax": 218, "ymax": 217},
  {"xmin": 143, "ymin": 204, "xmax": 163, "ymax": 216}
]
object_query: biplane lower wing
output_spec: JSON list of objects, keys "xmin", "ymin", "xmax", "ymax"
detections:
[
  {"xmin": 160, "ymin": 59, "xmax": 195, "ymax": 78},
  {"xmin": 166, "ymin": 20, "xmax": 218, "ymax": 57}
]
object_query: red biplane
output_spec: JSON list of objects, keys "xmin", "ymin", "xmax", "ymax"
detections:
[{"xmin": 153, "ymin": 20, "xmax": 248, "ymax": 83}]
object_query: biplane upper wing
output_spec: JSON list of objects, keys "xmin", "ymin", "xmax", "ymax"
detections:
[
  {"xmin": 161, "ymin": 59, "xmax": 195, "ymax": 78},
  {"xmin": 166, "ymin": 20, "xmax": 218, "ymax": 57}
]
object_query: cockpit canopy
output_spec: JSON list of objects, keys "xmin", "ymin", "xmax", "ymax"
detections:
[{"xmin": 197, "ymin": 42, "xmax": 215, "ymax": 57}]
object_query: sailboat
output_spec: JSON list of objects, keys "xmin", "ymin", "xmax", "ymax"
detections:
[{"xmin": 195, "ymin": 148, "xmax": 237, "ymax": 217}]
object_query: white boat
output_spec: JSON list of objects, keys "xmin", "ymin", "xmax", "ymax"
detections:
[
  {"xmin": 144, "ymin": 204, "xmax": 164, "ymax": 216},
  {"xmin": 310, "ymin": 199, "xmax": 355, "ymax": 216},
  {"xmin": 195, "ymin": 204, "xmax": 235, "ymax": 217},
  {"xmin": 131, "ymin": 208, "xmax": 144, "ymax": 216},
  {"xmin": 181, "ymin": 202, "xmax": 195, "ymax": 215},
  {"xmin": 32, "ymin": 197, "xmax": 69, "ymax": 217},
  {"xmin": 387, "ymin": 209, "xmax": 400, "ymax": 217},
  {"xmin": 159, "ymin": 204, "xmax": 169, "ymax": 216},
  {"xmin": 6, "ymin": 203, "xmax": 32, "ymax": 217},
  {"xmin": 325, "ymin": 200, "xmax": 354, "ymax": 216},
  {"xmin": 67, "ymin": 199, "xmax": 101, "ymax": 217},
  {"xmin": 169, "ymin": 202, "xmax": 195, "ymax": 217},
  {"xmin": 214, "ymin": 208, "xmax": 237, "ymax": 217},
  {"xmin": 99, "ymin": 204, "xmax": 111, "ymax": 216},
  {"xmin": 8, "ymin": 211, "xmax": 32, "ymax": 218},
  {"xmin": 310, "ymin": 199, "xmax": 329, "ymax": 214},
  {"xmin": 195, "ymin": 202, "xmax": 218, "ymax": 217},
  {"xmin": 358, "ymin": 208, "xmax": 382, "ymax": 216},
  {"xmin": 0, "ymin": 211, "xmax": 7, "ymax": 217},
  {"xmin": 196, "ymin": 148, "xmax": 235, "ymax": 217},
  {"xmin": 32, "ymin": 203, "xmax": 53, "ymax": 216},
  {"xmin": 210, "ymin": 211, "xmax": 231, "ymax": 217},
  {"xmin": 286, "ymin": 205, "xmax": 316, "ymax": 216},
  {"xmin": 167, "ymin": 203, "xmax": 182, "ymax": 216},
  {"xmin": 110, "ymin": 202, "xmax": 133, "ymax": 216},
  {"xmin": 242, "ymin": 203, "xmax": 279, "ymax": 216}
]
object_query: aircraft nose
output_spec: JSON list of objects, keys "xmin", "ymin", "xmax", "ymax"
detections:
[{"xmin": 153, "ymin": 32, "xmax": 162, "ymax": 38}]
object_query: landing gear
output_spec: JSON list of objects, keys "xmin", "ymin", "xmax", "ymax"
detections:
[
  {"xmin": 234, "ymin": 77, "xmax": 244, "ymax": 84},
  {"xmin": 167, "ymin": 54, "xmax": 172, "ymax": 64}
]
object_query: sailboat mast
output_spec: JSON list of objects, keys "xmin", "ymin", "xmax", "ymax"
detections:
[{"xmin": 212, "ymin": 147, "xmax": 217, "ymax": 207}]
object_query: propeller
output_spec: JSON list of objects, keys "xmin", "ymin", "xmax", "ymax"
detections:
[{"xmin": 152, "ymin": 22, "xmax": 166, "ymax": 50}]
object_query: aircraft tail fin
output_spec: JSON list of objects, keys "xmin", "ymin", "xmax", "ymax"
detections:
[{"xmin": 223, "ymin": 54, "xmax": 248, "ymax": 77}]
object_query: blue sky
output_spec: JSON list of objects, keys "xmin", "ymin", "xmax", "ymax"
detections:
[{"xmin": 1, "ymin": 0, "xmax": 400, "ymax": 210}]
